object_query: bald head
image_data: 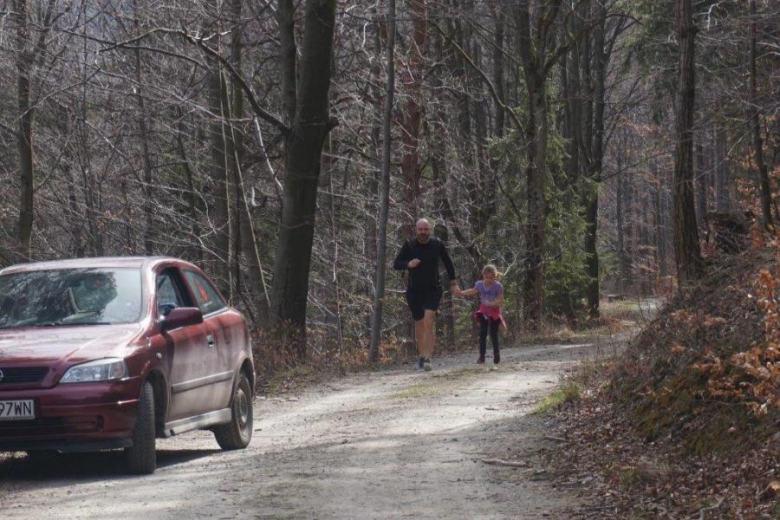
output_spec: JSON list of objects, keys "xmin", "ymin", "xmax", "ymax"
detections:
[{"xmin": 415, "ymin": 218, "xmax": 432, "ymax": 243}]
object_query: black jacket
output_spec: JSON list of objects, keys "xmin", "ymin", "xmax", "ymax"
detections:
[{"xmin": 393, "ymin": 237, "xmax": 457, "ymax": 291}]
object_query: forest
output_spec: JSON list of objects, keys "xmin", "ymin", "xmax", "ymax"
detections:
[
  {"xmin": 0, "ymin": 0, "xmax": 777, "ymax": 366},
  {"xmin": 1, "ymin": 0, "xmax": 779, "ymax": 516}
]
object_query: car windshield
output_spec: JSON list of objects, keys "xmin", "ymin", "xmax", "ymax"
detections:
[{"xmin": 0, "ymin": 268, "xmax": 143, "ymax": 328}]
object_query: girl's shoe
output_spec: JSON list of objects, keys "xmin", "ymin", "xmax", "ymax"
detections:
[{"xmin": 477, "ymin": 356, "xmax": 485, "ymax": 364}]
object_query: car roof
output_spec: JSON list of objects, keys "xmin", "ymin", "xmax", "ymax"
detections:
[{"xmin": 0, "ymin": 256, "xmax": 191, "ymax": 275}]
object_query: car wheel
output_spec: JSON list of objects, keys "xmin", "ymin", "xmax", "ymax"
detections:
[
  {"xmin": 213, "ymin": 372, "xmax": 253, "ymax": 450},
  {"xmin": 124, "ymin": 380, "xmax": 156, "ymax": 474}
]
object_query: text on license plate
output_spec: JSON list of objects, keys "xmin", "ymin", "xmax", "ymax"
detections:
[{"xmin": 0, "ymin": 400, "xmax": 35, "ymax": 420}]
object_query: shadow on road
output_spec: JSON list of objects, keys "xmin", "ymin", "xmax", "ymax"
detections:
[{"xmin": 0, "ymin": 448, "xmax": 220, "ymax": 482}]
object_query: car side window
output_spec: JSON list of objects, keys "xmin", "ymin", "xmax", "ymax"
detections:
[
  {"xmin": 156, "ymin": 269, "xmax": 187, "ymax": 316},
  {"xmin": 184, "ymin": 271, "xmax": 226, "ymax": 315}
]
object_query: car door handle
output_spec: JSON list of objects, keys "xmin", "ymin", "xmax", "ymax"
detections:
[{"xmin": 207, "ymin": 334, "xmax": 216, "ymax": 348}]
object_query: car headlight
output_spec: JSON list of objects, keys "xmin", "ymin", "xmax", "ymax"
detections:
[{"xmin": 60, "ymin": 358, "xmax": 128, "ymax": 383}]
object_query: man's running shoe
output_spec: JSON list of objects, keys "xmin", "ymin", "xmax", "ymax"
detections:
[
  {"xmin": 493, "ymin": 351, "xmax": 501, "ymax": 364},
  {"xmin": 477, "ymin": 356, "xmax": 485, "ymax": 364}
]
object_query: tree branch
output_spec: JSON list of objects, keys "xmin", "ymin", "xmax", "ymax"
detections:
[
  {"xmin": 431, "ymin": 21, "xmax": 524, "ymax": 134},
  {"xmin": 98, "ymin": 27, "xmax": 290, "ymax": 135},
  {"xmin": 181, "ymin": 31, "xmax": 290, "ymax": 135}
]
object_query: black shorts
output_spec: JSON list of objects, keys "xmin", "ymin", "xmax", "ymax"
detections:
[{"xmin": 405, "ymin": 287, "xmax": 443, "ymax": 321}]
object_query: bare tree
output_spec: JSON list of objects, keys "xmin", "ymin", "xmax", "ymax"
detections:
[
  {"xmin": 271, "ymin": 0, "xmax": 338, "ymax": 357},
  {"xmin": 516, "ymin": 0, "xmax": 563, "ymax": 331},
  {"xmin": 369, "ymin": 0, "xmax": 397, "ymax": 363},
  {"xmin": 749, "ymin": 0, "xmax": 774, "ymax": 228},
  {"xmin": 672, "ymin": 0, "xmax": 704, "ymax": 285},
  {"xmin": 13, "ymin": 0, "xmax": 34, "ymax": 260}
]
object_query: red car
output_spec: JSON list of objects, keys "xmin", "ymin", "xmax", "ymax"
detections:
[{"xmin": 0, "ymin": 257, "xmax": 255, "ymax": 474}]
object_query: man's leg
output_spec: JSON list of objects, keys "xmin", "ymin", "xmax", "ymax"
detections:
[
  {"xmin": 408, "ymin": 291, "xmax": 425, "ymax": 368},
  {"xmin": 420, "ymin": 309, "xmax": 436, "ymax": 359},
  {"xmin": 414, "ymin": 318, "xmax": 426, "ymax": 359}
]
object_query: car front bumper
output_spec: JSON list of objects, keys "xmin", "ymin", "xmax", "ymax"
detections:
[{"xmin": 0, "ymin": 376, "xmax": 142, "ymax": 450}]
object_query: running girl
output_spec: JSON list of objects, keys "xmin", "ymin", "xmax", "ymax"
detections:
[{"xmin": 460, "ymin": 265, "xmax": 506, "ymax": 364}]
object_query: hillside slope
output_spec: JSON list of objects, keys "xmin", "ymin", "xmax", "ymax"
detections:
[{"xmin": 546, "ymin": 246, "xmax": 780, "ymax": 518}]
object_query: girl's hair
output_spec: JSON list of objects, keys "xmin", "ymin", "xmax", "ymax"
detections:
[{"xmin": 482, "ymin": 264, "xmax": 502, "ymax": 278}]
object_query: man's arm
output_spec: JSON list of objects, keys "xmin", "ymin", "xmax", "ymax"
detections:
[
  {"xmin": 439, "ymin": 242, "xmax": 461, "ymax": 296},
  {"xmin": 439, "ymin": 241, "xmax": 457, "ymax": 281},
  {"xmin": 393, "ymin": 240, "xmax": 412, "ymax": 271}
]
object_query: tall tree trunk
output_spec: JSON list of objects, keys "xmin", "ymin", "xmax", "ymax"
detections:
[
  {"xmin": 651, "ymin": 161, "xmax": 669, "ymax": 278},
  {"xmin": 369, "ymin": 0, "xmax": 396, "ymax": 363},
  {"xmin": 516, "ymin": 0, "xmax": 562, "ymax": 331},
  {"xmin": 625, "ymin": 167, "xmax": 636, "ymax": 290},
  {"xmin": 319, "ymin": 135, "xmax": 344, "ymax": 342},
  {"xmin": 749, "ymin": 0, "xmax": 774, "ymax": 227},
  {"xmin": 616, "ymin": 171, "xmax": 628, "ymax": 290},
  {"xmin": 78, "ymin": 1, "xmax": 101, "ymax": 257},
  {"xmin": 583, "ymin": 1, "xmax": 606, "ymax": 318},
  {"xmin": 399, "ymin": 0, "xmax": 427, "ymax": 233},
  {"xmin": 715, "ymin": 127, "xmax": 731, "ymax": 211},
  {"xmin": 133, "ymin": 25, "xmax": 155, "ymax": 255},
  {"xmin": 364, "ymin": 7, "xmax": 382, "ymax": 299},
  {"xmin": 672, "ymin": 0, "xmax": 704, "ymax": 286},
  {"xmin": 271, "ymin": 0, "xmax": 337, "ymax": 358},
  {"xmin": 431, "ymin": 30, "xmax": 455, "ymax": 349},
  {"xmin": 175, "ymin": 109, "xmax": 203, "ymax": 263},
  {"xmin": 277, "ymin": 0, "xmax": 297, "ymax": 127},
  {"xmin": 565, "ymin": 26, "xmax": 581, "ymax": 187},
  {"xmin": 220, "ymin": 0, "xmax": 269, "ymax": 322},
  {"xmin": 695, "ymin": 139, "xmax": 707, "ymax": 224},
  {"xmin": 447, "ymin": 16, "xmax": 483, "ymax": 278},
  {"xmin": 491, "ymin": 4, "xmax": 505, "ymax": 139},
  {"xmin": 523, "ymin": 71, "xmax": 548, "ymax": 331},
  {"xmin": 226, "ymin": 0, "xmax": 246, "ymax": 302},
  {"xmin": 14, "ymin": 0, "xmax": 34, "ymax": 261},
  {"xmin": 208, "ymin": 66, "xmax": 232, "ymax": 297}
]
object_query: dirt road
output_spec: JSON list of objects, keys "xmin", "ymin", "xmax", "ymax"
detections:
[{"xmin": 0, "ymin": 339, "xmax": 620, "ymax": 519}]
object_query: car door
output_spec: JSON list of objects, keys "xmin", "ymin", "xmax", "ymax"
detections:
[
  {"xmin": 155, "ymin": 267, "xmax": 220, "ymax": 420},
  {"xmin": 182, "ymin": 269, "xmax": 235, "ymax": 410}
]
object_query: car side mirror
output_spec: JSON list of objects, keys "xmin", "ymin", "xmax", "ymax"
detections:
[{"xmin": 159, "ymin": 307, "xmax": 203, "ymax": 332}]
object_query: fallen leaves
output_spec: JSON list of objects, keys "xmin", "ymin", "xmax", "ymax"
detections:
[{"xmin": 541, "ymin": 382, "xmax": 780, "ymax": 519}]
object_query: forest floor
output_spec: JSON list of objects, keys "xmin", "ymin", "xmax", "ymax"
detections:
[
  {"xmin": 0, "ymin": 330, "xmax": 634, "ymax": 519},
  {"xmin": 540, "ymin": 250, "xmax": 780, "ymax": 519}
]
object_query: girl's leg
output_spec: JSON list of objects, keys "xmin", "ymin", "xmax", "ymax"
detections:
[
  {"xmin": 478, "ymin": 315, "xmax": 488, "ymax": 361},
  {"xmin": 490, "ymin": 319, "xmax": 500, "ymax": 363}
]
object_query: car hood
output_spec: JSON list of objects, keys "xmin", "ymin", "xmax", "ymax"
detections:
[{"xmin": 0, "ymin": 324, "xmax": 145, "ymax": 365}]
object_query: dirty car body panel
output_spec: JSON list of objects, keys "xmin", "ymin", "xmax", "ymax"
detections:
[{"xmin": 0, "ymin": 257, "xmax": 254, "ymax": 459}]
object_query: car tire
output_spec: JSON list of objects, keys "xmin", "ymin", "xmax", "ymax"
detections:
[
  {"xmin": 213, "ymin": 372, "xmax": 253, "ymax": 450},
  {"xmin": 125, "ymin": 380, "xmax": 156, "ymax": 474}
]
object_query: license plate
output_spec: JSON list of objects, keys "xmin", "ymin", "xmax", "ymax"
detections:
[{"xmin": 0, "ymin": 400, "xmax": 35, "ymax": 421}]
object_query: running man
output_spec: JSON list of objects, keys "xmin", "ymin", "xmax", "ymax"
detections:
[{"xmin": 393, "ymin": 218, "xmax": 461, "ymax": 371}]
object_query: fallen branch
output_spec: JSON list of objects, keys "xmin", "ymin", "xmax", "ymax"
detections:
[{"xmin": 480, "ymin": 459, "xmax": 528, "ymax": 468}]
